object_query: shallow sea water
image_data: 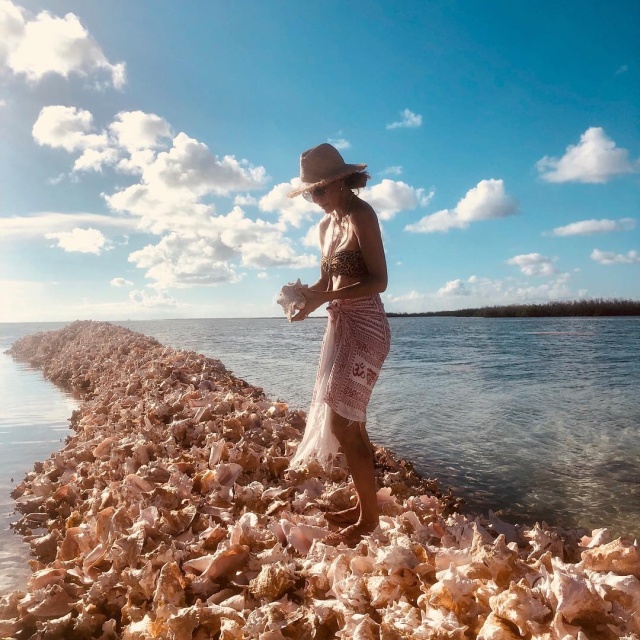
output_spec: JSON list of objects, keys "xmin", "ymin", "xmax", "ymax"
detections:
[
  {"xmin": 119, "ymin": 316, "xmax": 640, "ymax": 537},
  {"xmin": 1, "ymin": 316, "xmax": 639, "ymax": 594},
  {"xmin": 0, "ymin": 323, "xmax": 76, "ymax": 595}
]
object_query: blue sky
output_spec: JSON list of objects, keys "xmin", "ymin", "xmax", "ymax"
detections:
[{"xmin": 1, "ymin": 0, "xmax": 638, "ymax": 321}]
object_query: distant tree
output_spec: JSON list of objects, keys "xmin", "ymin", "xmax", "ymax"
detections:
[{"xmin": 386, "ymin": 298, "xmax": 640, "ymax": 318}]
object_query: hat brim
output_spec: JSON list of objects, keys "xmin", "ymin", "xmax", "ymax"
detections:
[{"xmin": 287, "ymin": 163, "xmax": 367, "ymax": 198}]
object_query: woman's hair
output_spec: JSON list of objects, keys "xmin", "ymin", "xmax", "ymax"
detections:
[{"xmin": 344, "ymin": 171, "xmax": 370, "ymax": 191}]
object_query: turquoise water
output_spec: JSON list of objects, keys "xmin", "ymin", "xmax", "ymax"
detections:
[{"xmin": 1, "ymin": 316, "xmax": 639, "ymax": 592}]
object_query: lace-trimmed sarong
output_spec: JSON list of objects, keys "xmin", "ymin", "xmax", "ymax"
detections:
[{"xmin": 290, "ymin": 294, "xmax": 391, "ymax": 468}]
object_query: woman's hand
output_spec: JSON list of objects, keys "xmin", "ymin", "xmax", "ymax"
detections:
[{"xmin": 291, "ymin": 288, "xmax": 328, "ymax": 321}]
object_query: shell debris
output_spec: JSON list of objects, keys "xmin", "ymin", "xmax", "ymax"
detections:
[{"xmin": 2, "ymin": 320, "xmax": 640, "ymax": 639}]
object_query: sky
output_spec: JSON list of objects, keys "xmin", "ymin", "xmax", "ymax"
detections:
[{"xmin": 0, "ymin": 0, "xmax": 638, "ymax": 322}]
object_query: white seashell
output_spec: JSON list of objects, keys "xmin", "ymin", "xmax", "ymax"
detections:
[
  {"xmin": 8, "ymin": 319, "xmax": 640, "ymax": 640},
  {"xmin": 434, "ymin": 546, "xmax": 473, "ymax": 570},
  {"xmin": 376, "ymin": 543, "xmax": 419, "ymax": 573},
  {"xmin": 23, "ymin": 584, "xmax": 75, "ymax": 618},
  {"xmin": 153, "ymin": 561, "xmax": 186, "ymax": 607},
  {"xmin": 419, "ymin": 604, "xmax": 469, "ymax": 640},
  {"xmin": 27, "ymin": 568, "xmax": 67, "ymax": 591},
  {"xmin": 524, "ymin": 522, "xmax": 565, "ymax": 560},
  {"xmin": 0, "ymin": 620, "xmax": 20, "ymax": 637},
  {"xmin": 249, "ymin": 562, "xmax": 296, "ymax": 600},
  {"xmin": 548, "ymin": 560, "xmax": 611, "ymax": 624},
  {"xmin": 489, "ymin": 581, "xmax": 551, "ymax": 635},
  {"xmin": 580, "ymin": 527, "xmax": 611, "ymax": 549},
  {"xmin": 183, "ymin": 544, "xmax": 249, "ymax": 581},
  {"xmin": 349, "ymin": 614, "xmax": 380, "ymax": 640},
  {"xmin": 586, "ymin": 570, "xmax": 640, "ymax": 620},
  {"xmin": 429, "ymin": 563, "xmax": 478, "ymax": 615},
  {"xmin": 277, "ymin": 279, "xmax": 308, "ymax": 321},
  {"xmin": 365, "ymin": 574, "xmax": 404, "ymax": 608},
  {"xmin": 469, "ymin": 532, "xmax": 519, "ymax": 585},
  {"xmin": 581, "ymin": 538, "xmax": 640, "ymax": 577},
  {"xmin": 476, "ymin": 611, "xmax": 521, "ymax": 640},
  {"xmin": 350, "ymin": 555, "xmax": 375, "ymax": 577}
]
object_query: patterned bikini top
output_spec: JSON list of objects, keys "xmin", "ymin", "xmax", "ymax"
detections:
[{"xmin": 321, "ymin": 249, "xmax": 368, "ymax": 278}]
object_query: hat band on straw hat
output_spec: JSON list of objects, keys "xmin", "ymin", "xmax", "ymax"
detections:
[{"xmin": 288, "ymin": 143, "xmax": 367, "ymax": 198}]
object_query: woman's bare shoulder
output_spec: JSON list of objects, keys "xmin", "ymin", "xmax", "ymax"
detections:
[
  {"xmin": 350, "ymin": 197, "xmax": 380, "ymax": 228},
  {"xmin": 319, "ymin": 214, "xmax": 332, "ymax": 230}
]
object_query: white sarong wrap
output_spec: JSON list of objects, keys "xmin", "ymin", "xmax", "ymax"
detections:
[{"xmin": 290, "ymin": 294, "xmax": 391, "ymax": 468}]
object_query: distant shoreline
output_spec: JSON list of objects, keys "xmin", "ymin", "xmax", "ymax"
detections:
[{"xmin": 387, "ymin": 298, "xmax": 640, "ymax": 318}]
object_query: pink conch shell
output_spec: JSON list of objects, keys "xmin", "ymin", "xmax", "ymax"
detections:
[
  {"xmin": 476, "ymin": 612, "xmax": 521, "ymax": 640},
  {"xmin": 581, "ymin": 538, "xmax": 640, "ymax": 577},
  {"xmin": 7, "ymin": 320, "xmax": 640, "ymax": 640},
  {"xmin": 489, "ymin": 580, "xmax": 551, "ymax": 635},
  {"xmin": 277, "ymin": 279, "xmax": 308, "ymax": 321}
]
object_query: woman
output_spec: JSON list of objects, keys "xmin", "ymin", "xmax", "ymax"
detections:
[{"xmin": 288, "ymin": 143, "xmax": 391, "ymax": 546}]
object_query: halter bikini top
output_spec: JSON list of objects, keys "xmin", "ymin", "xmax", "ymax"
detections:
[{"xmin": 321, "ymin": 249, "xmax": 368, "ymax": 278}]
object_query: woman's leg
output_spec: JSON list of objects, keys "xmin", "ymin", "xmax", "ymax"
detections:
[
  {"xmin": 327, "ymin": 408, "xmax": 379, "ymax": 538},
  {"xmin": 326, "ymin": 419, "xmax": 378, "ymax": 525}
]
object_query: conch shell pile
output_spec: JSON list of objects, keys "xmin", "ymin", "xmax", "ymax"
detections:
[
  {"xmin": 2, "ymin": 321, "xmax": 640, "ymax": 639},
  {"xmin": 276, "ymin": 279, "xmax": 308, "ymax": 321}
]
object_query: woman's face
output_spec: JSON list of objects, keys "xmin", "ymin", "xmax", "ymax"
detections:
[{"xmin": 308, "ymin": 179, "xmax": 344, "ymax": 214}]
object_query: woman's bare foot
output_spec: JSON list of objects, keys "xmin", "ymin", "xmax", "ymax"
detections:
[
  {"xmin": 324, "ymin": 505, "xmax": 360, "ymax": 526},
  {"xmin": 323, "ymin": 520, "xmax": 378, "ymax": 547}
]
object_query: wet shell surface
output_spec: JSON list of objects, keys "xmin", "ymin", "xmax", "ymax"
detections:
[{"xmin": 1, "ymin": 320, "xmax": 639, "ymax": 639}]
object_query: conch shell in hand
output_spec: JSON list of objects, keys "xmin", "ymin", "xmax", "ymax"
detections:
[{"xmin": 277, "ymin": 279, "xmax": 308, "ymax": 321}]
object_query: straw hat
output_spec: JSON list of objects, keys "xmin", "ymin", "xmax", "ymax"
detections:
[{"xmin": 287, "ymin": 143, "xmax": 367, "ymax": 198}]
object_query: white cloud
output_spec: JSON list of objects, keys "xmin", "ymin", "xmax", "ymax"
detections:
[
  {"xmin": 362, "ymin": 180, "xmax": 434, "ymax": 221},
  {"xmin": 302, "ymin": 222, "xmax": 321, "ymax": 248},
  {"xmin": 0, "ymin": 0, "xmax": 125, "ymax": 88},
  {"xmin": 147, "ymin": 133, "xmax": 267, "ymax": 196},
  {"xmin": 257, "ymin": 272, "xmax": 268, "ymax": 279},
  {"xmin": 327, "ymin": 137, "xmax": 350, "ymax": 150},
  {"xmin": 129, "ymin": 233, "xmax": 239, "ymax": 289},
  {"xmin": 590, "ymin": 249, "xmax": 640, "ymax": 265},
  {"xmin": 233, "ymin": 194, "xmax": 258, "ymax": 206},
  {"xmin": 405, "ymin": 179, "xmax": 518, "ymax": 233},
  {"xmin": 383, "ymin": 272, "xmax": 582, "ymax": 313},
  {"xmin": 437, "ymin": 279, "xmax": 470, "ymax": 296},
  {"xmin": 261, "ymin": 178, "xmax": 434, "ymax": 226},
  {"xmin": 73, "ymin": 147, "xmax": 119, "ymax": 172},
  {"xmin": 536, "ymin": 127, "xmax": 636, "ymax": 184},
  {"xmin": 45, "ymin": 227, "xmax": 108, "ymax": 254},
  {"xmin": 615, "ymin": 65, "xmax": 628, "ymax": 76},
  {"xmin": 0, "ymin": 212, "xmax": 134, "ymax": 238},
  {"xmin": 46, "ymin": 173, "xmax": 66, "ymax": 185},
  {"xmin": 386, "ymin": 108, "xmax": 422, "ymax": 130},
  {"xmin": 0, "ymin": 98, "xmax": 6, "ymax": 107},
  {"xmin": 217, "ymin": 208, "xmax": 315, "ymax": 269},
  {"xmin": 386, "ymin": 290, "xmax": 426, "ymax": 303},
  {"xmin": 109, "ymin": 111, "xmax": 171, "ymax": 153},
  {"xmin": 507, "ymin": 253, "xmax": 557, "ymax": 276},
  {"xmin": 259, "ymin": 179, "xmax": 319, "ymax": 228},
  {"xmin": 106, "ymin": 132, "xmax": 268, "ymax": 233},
  {"xmin": 551, "ymin": 218, "xmax": 636, "ymax": 236},
  {"xmin": 127, "ymin": 207, "xmax": 316, "ymax": 289},
  {"xmin": 29, "ymin": 104, "xmax": 315, "ymax": 287},
  {"xmin": 128, "ymin": 289, "xmax": 177, "ymax": 308},
  {"xmin": 461, "ymin": 274, "xmax": 573, "ymax": 303},
  {"xmin": 110, "ymin": 277, "xmax": 133, "ymax": 287},
  {"xmin": 32, "ymin": 105, "xmax": 108, "ymax": 152},
  {"xmin": 380, "ymin": 166, "xmax": 403, "ymax": 176}
]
